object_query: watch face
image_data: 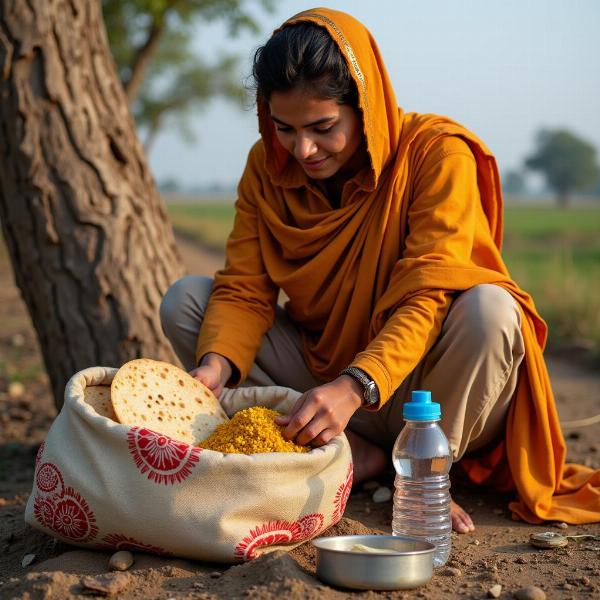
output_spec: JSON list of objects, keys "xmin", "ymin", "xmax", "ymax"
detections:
[{"xmin": 364, "ymin": 382, "xmax": 376, "ymax": 404}]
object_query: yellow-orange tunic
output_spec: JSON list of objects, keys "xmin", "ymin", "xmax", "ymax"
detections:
[{"xmin": 196, "ymin": 7, "xmax": 600, "ymax": 524}]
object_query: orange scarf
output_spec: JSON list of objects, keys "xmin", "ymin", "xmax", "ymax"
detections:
[{"xmin": 200, "ymin": 8, "xmax": 600, "ymax": 524}]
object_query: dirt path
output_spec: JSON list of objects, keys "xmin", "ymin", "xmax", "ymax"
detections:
[{"xmin": 0, "ymin": 234, "xmax": 599, "ymax": 599}]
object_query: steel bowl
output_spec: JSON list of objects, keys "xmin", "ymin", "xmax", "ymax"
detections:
[{"xmin": 312, "ymin": 534, "xmax": 435, "ymax": 590}]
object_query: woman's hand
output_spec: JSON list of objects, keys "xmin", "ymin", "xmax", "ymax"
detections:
[
  {"xmin": 275, "ymin": 375, "xmax": 363, "ymax": 447},
  {"xmin": 189, "ymin": 352, "xmax": 232, "ymax": 398}
]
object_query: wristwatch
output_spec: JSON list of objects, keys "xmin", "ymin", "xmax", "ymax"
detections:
[{"xmin": 340, "ymin": 367, "xmax": 380, "ymax": 407}]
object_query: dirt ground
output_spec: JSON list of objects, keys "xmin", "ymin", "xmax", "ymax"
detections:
[{"xmin": 1, "ymin": 234, "xmax": 599, "ymax": 599}]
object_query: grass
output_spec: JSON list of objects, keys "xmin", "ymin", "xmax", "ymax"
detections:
[
  {"xmin": 165, "ymin": 200, "xmax": 600, "ymax": 358},
  {"xmin": 166, "ymin": 202, "xmax": 236, "ymax": 252},
  {"xmin": 502, "ymin": 205, "xmax": 600, "ymax": 355}
]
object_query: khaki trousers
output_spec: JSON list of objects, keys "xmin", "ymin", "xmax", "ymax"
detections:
[{"xmin": 160, "ymin": 277, "xmax": 524, "ymax": 461}]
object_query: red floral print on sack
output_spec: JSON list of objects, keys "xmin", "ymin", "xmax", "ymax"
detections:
[
  {"xmin": 234, "ymin": 520, "xmax": 303, "ymax": 561},
  {"xmin": 100, "ymin": 533, "xmax": 172, "ymax": 556},
  {"xmin": 331, "ymin": 462, "xmax": 353, "ymax": 525},
  {"xmin": 51, "ymin": 486, "xmax": 98, "ymax": 542},
  {"xmin": 32, "ymin": 463, "xmax": 98, "ymax": 543},
  {"xmin": 36, "ymin": 462, "xmax": 65, "ymax": 494},
  {"xmin": 33, "ymin": 495, "xmax": 55, "ymax": 528},
  {"xmin": 127, "ymin": 427, "xmax": 202, "ymax": 485},
  {"xmin": 35, "ymin": 441, "xmax": 45, "ymax": 467},
  {"xmin": 293, "ymin": 513, "xmax": 325, "ymax": 541}
]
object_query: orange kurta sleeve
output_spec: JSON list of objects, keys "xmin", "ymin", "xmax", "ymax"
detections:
[
  {"xmin": 351, "ymin": 137, "xmax": 480, "ymax": 402},
  {"xmin": 195, "ymin": 145, "xmax": 279, "ymax": 384}
]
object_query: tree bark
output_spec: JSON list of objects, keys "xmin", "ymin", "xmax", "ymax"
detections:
[{"xmin": 0, "ymin": 0, "xmax": 185, "ymax": 408}]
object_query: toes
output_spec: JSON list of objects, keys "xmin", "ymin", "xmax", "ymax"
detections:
[
  {"xmin": 452, "ymin": 514, "xmax": 471, "ymax": 533},
  {"xmin": 451, "ymin": 500, "xmax": 475, "ymax": 533}
]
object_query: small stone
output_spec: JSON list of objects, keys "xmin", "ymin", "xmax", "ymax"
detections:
[
  {"xmin": 590, "ymin": 443, "xmax": 600, "ymax": 453},
  {"xmin": 8, "ymin": 382, "xmax": 24, "ymax": 398},
  {"xmin": 362, "ymin": 480, "xmax": 380, "ymax": 491},
  {"xmin": 562, "ymin": 582, "xmax": 574, "ymax": 590},
  {"xmin": 515, "ymin": 557, "xmax": 526, "ymax": 564},
  {"xmin": 514, "ymin": 585, "xmax": 546, "ymax": 600},
  {"xmin": 552, "ymin": 521, "xmax": 568, "ymax": 529},
  {"xmin": 82, "ymin": 572, "xmax": 130, "ymax": 595},
  {"xmin": 488, "ymin": 584, "xmax": 502, "ymax": 598},
  {"xmin": 472, "ymin": 539, "xmax": 480, "ymax": 546},
  {"xmin": 209, "ymin": 571, "xmax": 221, "ymax": 578},
  {"xmin": 439, "ymin": 566, "xmax": 462, "ymax": 577},
  {"xmin": 11, "ymin": 333, "xmax": 25, "ymax": 347},
  {"xmin": 581, "ymin": 576, "xmax": 591, "ymax": 585},
  {"xmin": 372, "ymin": 486, "xmax": 392, "ymax": 503},
  {"xmin": 108, "ymin": 550, "xmax": 134, "ymax": 571},
  {"xmin": 164, "ymin": 566, "xmax": 176, "ymax": 577},
  {"xmin": 193, "ymin": 582, "xmax": 204, "ymax": 589},
  {"xmin": 21, "ymin": 554, "xmax": 35, "ymax": 568}
]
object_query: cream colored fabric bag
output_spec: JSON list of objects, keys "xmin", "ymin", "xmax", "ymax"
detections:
[{"xmin": 24, "ymin": 367, "xmax": 353, "ymax": 562}]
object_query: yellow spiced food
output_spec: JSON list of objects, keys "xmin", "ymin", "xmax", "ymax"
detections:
[{"xmin": 199, "ymin": 406, "xmax": 309, "ymax": 454}]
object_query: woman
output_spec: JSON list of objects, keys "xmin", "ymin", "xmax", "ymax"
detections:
[{"xmin": 161, "ymin": 8, "xmax": 600, "ymax": 531}]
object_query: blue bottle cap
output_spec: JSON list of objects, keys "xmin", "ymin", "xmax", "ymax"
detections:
[{"xmin": 403, "ymin": 390, "xmax": 441, "ymax": 421}]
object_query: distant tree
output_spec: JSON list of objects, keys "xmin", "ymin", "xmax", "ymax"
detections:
[
  {"xmin": 159, "ymin": 177, "xmax": 182, "ymax": 194},
  {"xmin": 102, "ymin": 0, "xmax": 273, "ymax": 150},
  {"xmin": 525, "ymin": 129, "xmax": 600, "ymax": 207},
  {"xmin": 589, "ymin": 176, "xmax": 600, "ymax": 198},
  {"xmin": 503, "ymin": 169, "xmax": 527, "ymax": 197}
]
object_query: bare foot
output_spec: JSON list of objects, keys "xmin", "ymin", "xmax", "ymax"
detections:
[
  {"xmin": 451, "ymin": 499, "xmax": 475, "ymax": 533},
  {"xmin": 345, "ymin": 429, "xmax": 387, "ymax": 486}
]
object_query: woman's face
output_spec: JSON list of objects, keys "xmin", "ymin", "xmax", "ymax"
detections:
[{"xmin": 269, "ymin": 87, "xmax": 364, "ymax": 180}]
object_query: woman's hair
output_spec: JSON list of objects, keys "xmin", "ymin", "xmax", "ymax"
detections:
[{"xmin": 251, "ymin": 23, "xmax": 358, "ymax": 106}]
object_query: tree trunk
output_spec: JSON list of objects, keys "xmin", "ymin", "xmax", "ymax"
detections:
[{"xmin": 0, "ymin": 0, "xmax": 185, "ymax": 409}]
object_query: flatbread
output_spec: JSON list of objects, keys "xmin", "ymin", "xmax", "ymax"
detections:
[
  {"xmin": 110, "ymin": 358, "xmax": 229, "ymax": 445},
  {"xmin": 84, "ymin": 385, "xmax": 118, "ymax": 421}
]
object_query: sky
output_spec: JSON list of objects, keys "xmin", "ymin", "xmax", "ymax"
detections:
[{"xmin": 146, "ymin": 0, "xmax": 600, "ymax": 191}]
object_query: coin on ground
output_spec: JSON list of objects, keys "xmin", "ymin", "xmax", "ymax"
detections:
[{"xmin": 529, "ymin": 531, "xmax": 568, "ymax": 549}]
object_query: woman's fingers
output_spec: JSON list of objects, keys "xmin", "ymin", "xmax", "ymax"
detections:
[
  {"xmin": 277, "ymin": 379, "xmax": 362, "ymax": 446},
  {"xmin": 275, "ymin": 394, "xmax": 305, "ymax": 427},
  {"xmin": 189, "ymin": 366, "xmax": 219, "ymax": 393},
  {"xmin": 279, "ymin": 394, "xmax": 313, "ymax": 440}
]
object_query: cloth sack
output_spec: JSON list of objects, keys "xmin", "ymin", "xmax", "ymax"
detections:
[{"xmin": 24, "ymin": 366, "xmax": 353, "ymax": 562}]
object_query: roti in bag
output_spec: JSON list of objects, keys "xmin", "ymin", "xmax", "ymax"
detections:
[
  {"xmin": 111, "ymin": 358, "xmax": 228, "ymax": 445},
  {"xmin": 84, "ymin": 385, "xmax": 117, "ymax": 421}
]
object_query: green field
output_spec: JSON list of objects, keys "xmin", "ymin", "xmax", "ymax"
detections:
[
  {"xmin": 502, "ymin": 205, "xmax": 600, "ymax": 355},
  {"xmin": 165, "ymin": 201, "xmax": 600, "ymax": 357}
]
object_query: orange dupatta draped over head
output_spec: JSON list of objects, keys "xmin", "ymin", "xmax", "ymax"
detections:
[{"xmin": 204, "ymin": 7, "xmax": 600, "ymax": 524}]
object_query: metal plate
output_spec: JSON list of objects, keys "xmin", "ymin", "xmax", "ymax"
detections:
[{"xmin": 312, "ymin": 534, "xmax": 435, "ymax": 590}]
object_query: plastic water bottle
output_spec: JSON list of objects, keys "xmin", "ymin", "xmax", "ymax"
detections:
[{"xmin": 392, "ymin": 390, "xmax": 452, "ymax": 567}]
